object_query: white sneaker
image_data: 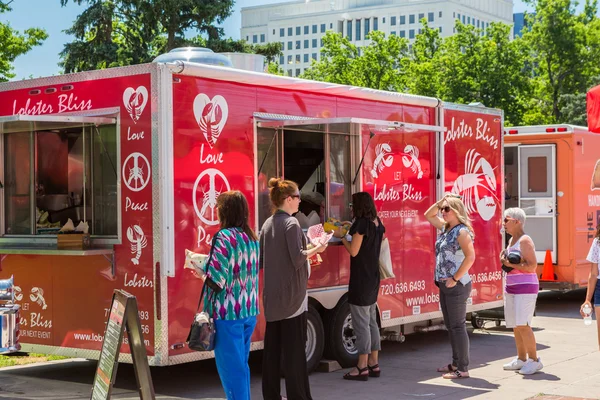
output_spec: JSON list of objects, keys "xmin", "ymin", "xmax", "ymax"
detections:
[
  {"xmin": 503, "ymin": 357, "xmax": 526, "ymax": 370},
  {"xmin": 518, "ymin": 358, "xmax": 543, "ymax": 375}
]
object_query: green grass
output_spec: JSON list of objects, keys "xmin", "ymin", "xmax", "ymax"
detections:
[{"xmin": 0, "ymin": 352, "xmax": 68, "ymax": 368}]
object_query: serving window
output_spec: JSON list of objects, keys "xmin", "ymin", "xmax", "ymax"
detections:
[
  {"xmin": 256, "ymin": 118, "xmax": 359, "ymax": 230},
  {"xmin": 0, "ymin": 116, "xmax": 118, "ymax": 238}
]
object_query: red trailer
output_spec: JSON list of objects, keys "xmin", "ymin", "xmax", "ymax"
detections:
[{"xmin": 0, "ymin": 60, "xmax": 504, "ymax": 368}]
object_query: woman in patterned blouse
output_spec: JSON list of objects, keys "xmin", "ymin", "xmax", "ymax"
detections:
[
  {"xmin": 196, "ymin": 190, "xmax": 260, "ymax": 400},
  {"xmin": 424, "ymin": 193, "xmax": 475, "ymax": 379}
]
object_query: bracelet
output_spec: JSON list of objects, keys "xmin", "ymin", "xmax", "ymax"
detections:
[{"xmin": 451, "ymin": 276, "xmax": 458, "ymax": 283}]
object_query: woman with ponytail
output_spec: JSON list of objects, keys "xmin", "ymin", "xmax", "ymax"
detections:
[{"xmin": 259, "ymin": 178, "xmax": 327, "ymax": 400}]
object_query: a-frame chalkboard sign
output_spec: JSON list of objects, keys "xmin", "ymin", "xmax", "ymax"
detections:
[{"xmin": 91, "ymin": 290, "xmax": 155, "ymax": 400}]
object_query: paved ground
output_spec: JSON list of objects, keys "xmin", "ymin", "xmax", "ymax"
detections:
[{"xmin": 0, "ymin": 290, "xmax": 598, "ymax": 400}]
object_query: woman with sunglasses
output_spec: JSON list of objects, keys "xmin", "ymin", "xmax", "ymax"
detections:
[
  {"xmin": 580, "ymin": 224, "xmax": 600, "ymax": 349},
  {"xmin": 260, "ymin": 178, "xmax": 327, "ymax": 400},
  {"xmin": 500, "ymin": 208, "xmax": 542, "ymax": 375},
  {"xmin": 425, "ymin": 194, "xmax": 475, "ymax": 379}
]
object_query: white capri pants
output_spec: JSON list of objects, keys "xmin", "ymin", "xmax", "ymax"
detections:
[{"xmin": 504, "ymin": 293, "xmax": 537, "ymax": 328}]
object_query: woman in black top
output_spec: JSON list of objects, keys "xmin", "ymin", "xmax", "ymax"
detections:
[{"xmin": 334, "ymin": 192, "xmax": 385, "ymax": 381}]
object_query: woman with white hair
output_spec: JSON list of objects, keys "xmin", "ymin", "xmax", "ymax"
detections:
[{"xmin": 500, "ymin": 207, "xmax": 542, "ymax": 375}]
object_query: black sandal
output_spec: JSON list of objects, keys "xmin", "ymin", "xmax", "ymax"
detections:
[
  {"xmin": 368, "ymin": 364, "xmax": 381, "ymax": 378},
  {"xmin": 343, "ymin": 366, "xmax": 369, "ymax": 381}
]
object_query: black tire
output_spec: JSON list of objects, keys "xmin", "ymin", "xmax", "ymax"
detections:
[
  {"xmin": 326, "ymin": 298, "xmax": 358, "ymax": 368},
  {"xmin": 471, "ymin": 315, "xmax": 484, "ymax": 329},
  {"xmin": 305, "ymin": 304, "xmax": 325, "ymax": 372}
]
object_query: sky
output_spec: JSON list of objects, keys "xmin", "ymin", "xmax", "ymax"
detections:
[{"xmin": 6, "ymin": 0, "xmax": 533, "ymax": 81}]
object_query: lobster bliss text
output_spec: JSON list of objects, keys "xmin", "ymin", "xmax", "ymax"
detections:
[
  {"xmin": 12, "ymin": 94, "xmax": 93, "ymax": 115},
  {"xmin": 374, "ymin": 183, "xmax": 423, "ymax": 202},
  {"xmin": 445, "ymin": 117, "xmax": 499, "ymax": 149}
]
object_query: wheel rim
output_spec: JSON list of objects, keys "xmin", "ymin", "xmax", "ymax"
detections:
[
  {"xmin": 341, "ymin": 313, "xmax": 358, "ymax": 355},
  {"xmin": 306, "ymin": 318, "xmax": 317, "ymax": 361}
]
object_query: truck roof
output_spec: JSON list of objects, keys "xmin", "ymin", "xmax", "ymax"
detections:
[
  {"xmin": 504, "ymin": 124, "xmax": 589, "ymax": 136},
  {"xmin": 0, "ymin": 61, "xmax": 500, "ymax": 117}
]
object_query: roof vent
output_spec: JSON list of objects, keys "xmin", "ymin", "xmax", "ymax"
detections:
[{"xmin": 153, "ymin": 47, "xmax": 233, "ymax": 67}]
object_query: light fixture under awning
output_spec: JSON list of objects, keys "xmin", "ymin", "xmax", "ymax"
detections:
[
  {"xmin": 0, "ymin": 115, "xmax": 116, "ymax": 134},
  {"xmin": 256, "ymin": 116, "xmax": 445, "ymax": 134}
]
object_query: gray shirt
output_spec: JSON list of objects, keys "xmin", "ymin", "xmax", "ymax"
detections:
[{"xmin": 259, "ymin": 210, "xmax": 309, "ymax": 322}]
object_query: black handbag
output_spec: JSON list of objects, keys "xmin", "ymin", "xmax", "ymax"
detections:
[
  {"xmin": 186, "ymin": 230, "xmax": 224, "ymax": 352},
  {"xmin": 187, "ymin": 282, "xmax": 216, "ymax": 352}
]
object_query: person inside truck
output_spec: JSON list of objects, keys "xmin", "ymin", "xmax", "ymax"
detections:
[
  {"xmin": 425, "ymin": 193, "xmax": 475, "ymax": 379},
  {"xmin": 500, "ymin": 207, "xmax": 543, "ymax": 375},
  {"xmin": 333, "ymin": 192, "xmax": 385, "ymax": 381},
  {"xmin": 190, "ymin": 190, "xmax": 260, "ymax": 400},
  {"xmin": 259, "ymin": 178, "xmax": 327, "ymax": 400},
  {"xmin": 580, "ymin": 224, "xmax": 600, "ymax": 349}
]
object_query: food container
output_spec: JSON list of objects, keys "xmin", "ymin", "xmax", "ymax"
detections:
[{"xmin": 57, "ymin": 233, "xmax": 91, "ymax": 250}]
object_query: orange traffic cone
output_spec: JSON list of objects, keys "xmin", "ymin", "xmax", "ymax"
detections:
[{"xmin": 540, "ymin": 249, "xmax": 557, "ymax": 281}]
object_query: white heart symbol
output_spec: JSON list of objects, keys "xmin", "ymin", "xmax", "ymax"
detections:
[
  {"xmin": 193, "ymin": 94, "xmax": 228, "ymax": 148},
  {"xmin": 123, "ymin": 86, "xmax": 148, "ymax": 123}
]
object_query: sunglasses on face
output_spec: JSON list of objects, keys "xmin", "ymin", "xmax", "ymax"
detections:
[
  {"xmin": 439, "ymin": 206, "xmax": 451, "ymax": 213},
  {"xmin": 503, "ymin": 217, "xmax": 516, "ymax": 223},
  {"xmin": 288, "ymin": 194, "xmax": 301, "ymax": 200}
]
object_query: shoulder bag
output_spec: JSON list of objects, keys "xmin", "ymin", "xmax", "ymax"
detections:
[{"xmin": 186, "ymin": 230, "xmax": 225, "ymax": 351}]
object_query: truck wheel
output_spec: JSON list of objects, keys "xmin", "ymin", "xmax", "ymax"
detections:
[
  {"xmin": 305, "ymin": 304, "xmax": 324, "ymax": 372},
  {"xmin": 471, "ymin": 315, "xmax": 484, "ymax": 329},
  {"xmin": 326, "ymin": 298, "xmax": 358, "ymax": 368}
]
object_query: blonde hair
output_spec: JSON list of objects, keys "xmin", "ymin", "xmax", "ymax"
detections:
[{"xmin": 444, "ymin": 196, "xmax": 475, "ymax": 237}]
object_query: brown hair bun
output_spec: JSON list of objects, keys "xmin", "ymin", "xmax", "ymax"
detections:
[{"xmin": 268, "ymin": 178, "xmax": 281, "ymax": 189}]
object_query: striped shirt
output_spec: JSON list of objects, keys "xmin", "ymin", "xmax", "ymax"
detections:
[{"xmin": 505, "ymin": 234, "xmax": 539, "ymax": 295}]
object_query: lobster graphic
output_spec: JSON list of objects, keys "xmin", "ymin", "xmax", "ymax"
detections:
[
  {"xmin": 127, "ymin": 154, "xmax": 146, "ymax": 191},
  {"xmin": 193, "ymin": 94, "xmax": 229, "ymax": 148},
  {"xmin": 402, "ymin": 144, "xmax": 423, "ymax": 179},
  {"xmin": 127, "ymin": 225, "xmax": 147, "ymax": 265},
  {"xmin": 14, "ymin": 286, "xmax": 22, "ymax": 301},
  {"xmin": 122, "ymin": 86, "xmax": 148, "ymax": 123},
  {"xmin": 30, "ymin": 287, "xmax": 47, "ymax": 310},
  {"xmin": 452, "ymin": 149, "xmax": 499, "ymax": 221},
  {"xmin": 193, "ymin": 168, "xmax": 231, "ymax": 226},
  {"xmin": 371, "ymin": 143, "xmax": 394, "ymax": 178}
]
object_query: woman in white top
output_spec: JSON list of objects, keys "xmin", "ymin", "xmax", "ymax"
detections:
[{"xmin": 580, "ymin": 224, "xmax": 600, "ymax": 349}]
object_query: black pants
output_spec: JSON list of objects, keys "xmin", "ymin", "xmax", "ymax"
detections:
[
  {"xmin": 439, "ymin": 281, "xmax": 472, "ymax": 372},
  {"xmin": 262, "ymin": 312, "xmax": 312, "ymax": 400}
]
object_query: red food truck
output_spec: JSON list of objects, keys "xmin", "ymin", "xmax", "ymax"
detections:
[{"xmin": 0, "ymin": 60, "xmax": 504, "ymax": 369}]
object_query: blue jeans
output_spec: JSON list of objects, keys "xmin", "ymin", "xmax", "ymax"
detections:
[{"xmin": 214, "ymin": 316, "xmax": 257, "ymax": 400}]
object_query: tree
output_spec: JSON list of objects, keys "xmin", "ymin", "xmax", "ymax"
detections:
[
  {"xmin": 522, "ymin": 0, "xmax": 599, "ymax": 121},
  {"xmin": 0, "ymin": 1, "xmax": 48, "ymax": 81},
  {"xmin": 60, "ymin": 0, "xmax": 235, "ymax": 73},
  {"xmin": 301, "ymin": 30, "xmax": 410, "ymax": 90},
  {"xmin": 59, "ymin": 1, "xmax": 159, "ymax": 72},
  {"xmin": 135, "ymin": 0, "xmax": 234, "ymax": 51},
  {"xmin": 405, "ymin": 20, "xmax": 443, "ymax": 97},
  {"xmin": 439, "ymin": 22, "xmax": 532, "ymax": 125}
]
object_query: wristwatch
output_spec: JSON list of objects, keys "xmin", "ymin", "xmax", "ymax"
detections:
[{"xmin": 451, "ymin": 276, "xmax": 458, "ymax": 283}]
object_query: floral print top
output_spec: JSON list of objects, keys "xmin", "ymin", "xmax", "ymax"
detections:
[
  {"xmin": 434, "ymin": 224, "xmax": 473, "ymax": 285},
  {"xmin": 203, "ymin": 228, "xmax": 260, "ymax": 321}
]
